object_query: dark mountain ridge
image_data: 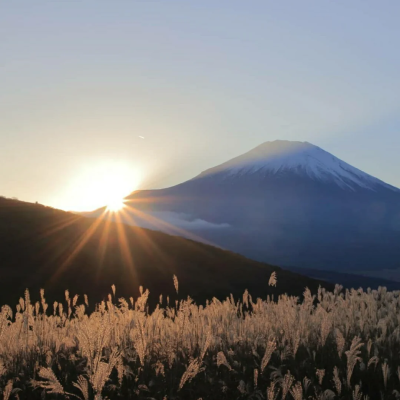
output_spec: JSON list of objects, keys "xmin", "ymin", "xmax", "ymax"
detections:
[{"xmin": 0, "ymin": 197, "xmax": 332, "ymax": 308}]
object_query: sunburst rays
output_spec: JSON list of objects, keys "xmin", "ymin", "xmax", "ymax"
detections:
[
  {"xmin": 48, "ymin": 210, "xmax": 108, "ymax": 284},
  {"xmin": 123, "ymin": 197, "xmax": 219, "ymax": 248},
  {"xmin": 42, "ymin": 193, "xmax": 219, "ymax": 289}
]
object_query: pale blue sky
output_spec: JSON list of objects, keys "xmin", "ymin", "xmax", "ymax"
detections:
[{"xmin": 1, "ymin": 1, "xmax": 400, "ymax": 210}]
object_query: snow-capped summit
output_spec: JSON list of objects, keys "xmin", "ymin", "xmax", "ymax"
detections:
[{"xmin": 197, "ymin": 140, "xmax": 399, "ymax": 192}]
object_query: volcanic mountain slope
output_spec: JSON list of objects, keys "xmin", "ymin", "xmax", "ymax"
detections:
[
  {"xmin": 195, "ymin": 140, "xmax": 399, "ymax": 192},
  {"xmin": 0, "ymin": 197, "xmax": 331, "ymax": 308},
  {"xmin": 124, "ymin": 140, "xmax": 400, "ymax": 272}
]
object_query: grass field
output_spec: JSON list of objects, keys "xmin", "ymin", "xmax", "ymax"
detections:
[{"xmin": 1, "ymin": 274, "xmax": 400, "ymax": 399}]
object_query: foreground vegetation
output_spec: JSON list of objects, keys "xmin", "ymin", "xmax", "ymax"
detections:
[{"xmin": 1, "ymin": 275, "xmax": 400, "ymax": 399}]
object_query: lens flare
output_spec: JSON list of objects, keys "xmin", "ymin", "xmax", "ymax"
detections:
[
  {"xmin": 62, "ymin": 161, "xmax": 140, "ymax": 212},
  {"xmin": 107, "ymin": 198, "xmax": 125, "ymax": 212}
]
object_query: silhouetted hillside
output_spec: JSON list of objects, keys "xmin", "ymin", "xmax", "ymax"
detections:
[{"xmin": 0, "ymin": 197, "xmax": 333, "ymax": 308}]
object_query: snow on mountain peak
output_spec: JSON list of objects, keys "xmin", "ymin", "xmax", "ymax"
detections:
[{"xmin": 199, "ymin": 140, "xmax": 399, "ymax": 192}]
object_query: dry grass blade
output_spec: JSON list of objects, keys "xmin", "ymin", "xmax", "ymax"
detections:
[
  {"xmin": 281, "ymin": 371, "xmax": 294, "ymax": 400},
  {"xmin": 178, "ymin": 358, "xmax": 204, "ymax": 391},
  {"xmin": 345, "ymin": 336, "xmax": 364, "ymax": 387},
  {"xmin": 316, "ymin": 369, "xmax": 325, "ymax": 385},
  {"xmin": 216, "ymin": 351, "xmax": 231, "ymax": 370},
  {"xmin": 0, "ymin": 361, "xmax": 6, "ymax": 378},
  {"xmin": 290, "ymin": 381, "xmax": 303, "ymax": 400},
  {"xmin": 31, "ymin": 367, "xmax": 65, "ymax": 394},
  {"xmin": 353, "ymin": 384, "xmax": 363, "ymax": 400},
  {"xmin": 261, "ymin": 338, "xmax": 276, "ymax": 373},
  {"xmin": 3, "ymin": 380, "xmax": 13, "ymax": 400},
  {"xmin": 173, "ymin": 275, "xmax": 179, "ymax": 294},
  {"xmin": 268, "ymin": 271, "xmax": 277, "ymax": 287},
  {"xmin": 73, "ymin": 375, "xmax": 90, "ymax": 400},
  {"xmin": 332, "ymin": 366, "xmax": 342, "ymax": 396},
  {"xmin": 267, "ymin": 380, "xmax": 279, "ymax": 400}
]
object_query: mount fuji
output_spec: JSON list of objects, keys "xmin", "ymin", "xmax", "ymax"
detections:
[
  {"xmin": 122, "ymin": 140, "xmax": 400, "ymax": 273},
  {"xmin": 196, "ymin": 140, "xmax": 399, "ymax": 192}
]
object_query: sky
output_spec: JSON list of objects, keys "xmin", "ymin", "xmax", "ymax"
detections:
[{"xmin": 1, "ymin": 1, "xmax": 400, "ymax": 211}]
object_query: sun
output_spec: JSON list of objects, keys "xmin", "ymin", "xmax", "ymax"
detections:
[
  {"xmin": 107, "ymin": 198, "xmax": 125, "ymax": 212},
  {"xmin": 63, "ymin": 161, "xmax": 141, "ymax": 212}
]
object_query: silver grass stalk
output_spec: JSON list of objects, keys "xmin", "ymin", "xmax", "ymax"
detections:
[
  {"xmin": 31, "ymin": 367, "xmax": 65, "ymax": 395},
  {"xmin": 367, "ymin": 356, "xmax": 379, "ymax": 370},
  {"xmin": 302, "ymin": 376, "xmax": 311, "ymax": 395},
  {"xmin": 73, "ymin": 375, "xmax": 90, "ymax": 400},
  {"xmin": 345, "ymin": 336, "xmax": 364, "ymax": 387},
  {"xmin": 316, "ymin": 369, "xmax": 325, "ymax": 385},
  {"xmin": 367, "ymin": 339, "xmax": 373, "ymax": 357},
  {"xmin": 269, "ymin": 271, "xmax": 277, "ymax": 287},
  {"xmin": 243, "ymin": 289, "xmax": 249, "ymax": 308},
  {"xmin": 332, "ymin": 366, "xmax": 342, "ymax": 396},
  {"xmin": 281, "ymin": 371, "xmax": 294, "ymax": 400},
  {"xmin": 353, "ymin": 385, "xmax": 363, "ymax": 400},
  {"xmin": 261, "ymin": 338, "xmax": 276, "ymax": 373},
  {"xmin": 216, "ymin": 351, "xmax": 231, "ymax": 370},
  {"xmin": 290, "ymin": 381, "xmax": 303, "ymax": 400},
  {"xmin": 173, "ymin": 275, "xmax": 179, "ymax": 294},
  {"xmin": 200, "ymin": 328, "xmax": 212, "ymax": 361},
  {"xmin": 267, "ymin": 380, "xmax": 279, "ymax": 400},
  {"xmin": 90, "ymin": 348, "xmax": 121, "ymax": 397},
  {"xmin": 178, "ymin": 358, "xmax": 204, "ymax": 391},
  {"xmin": 335, "ymin": 329, "xmax": 345, "ymax": 358},
  {"xmin": 3, "ymin": 380, "xmax": 12, "ymax": 400},
  {"xmin": 0, "ymin": 361, "xmax": 6, "ymax": 377},
  {"xmin": 382, "ymin": 361, "xmax": 390, "ymax": 390}
]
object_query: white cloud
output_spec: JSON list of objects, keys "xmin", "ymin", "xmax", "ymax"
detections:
[{"xmin": 150, "ymin": 211, "xmax": 230, "ymax": 230}]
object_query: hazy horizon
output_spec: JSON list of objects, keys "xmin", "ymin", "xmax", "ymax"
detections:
[{"xmin": 2, "ymin": 1, "xmax": 400, "ymax": 211}]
